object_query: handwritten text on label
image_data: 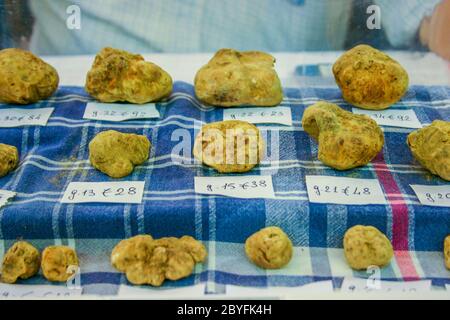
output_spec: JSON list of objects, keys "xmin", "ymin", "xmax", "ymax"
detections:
[
  {"xmin": 0, "ymin": 284, "xmax": 82, "ymax": 298},
  {"xmin": 84, "ymin": 102, "xmax": 160, "ymax": 122},
  {"xmin": 341, "ymin": 278, "xmax": 431, "ymax": 293},
  {"xmin": 352, "ymin": 108, "xmax": 422, "ymax": 129},
  {"xmin": 223, "ymin": 107, "xmax": 292, "ymax": 126},
  {"xmin": 194, "ymin": 176, "xmax": 275, "ymax": 199},
  {"xmin": 0, "ymin": 108, "xmax": 54, "ymax": 127},
  {"xmin": 410, "ymin": 184, "xmax": 450, "ymax": 207}
]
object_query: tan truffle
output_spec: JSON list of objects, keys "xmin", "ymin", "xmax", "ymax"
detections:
[
  {"xmin": 194, "ymin": 48, "xmax": 283, "ymax": 107},
  {"xmin": 41, "ymin": 246, "xmax": 79, "ymax": 282},
  {"xmin": 407, "ymin": 120, "xmax": 450, "ymax": 181},
  {"xmin": 89, "ymin": 130, "xmax": 151, "ymax": 178},
  {"xmin": 333, "ymin": 44, "xmax": 409, "ymax": 110},
  {"xmin": 302, "ymin": 101, "xmax": 384, "ymax": 170},
  {"xmin": 111, "ymin": 235, "xmax": 207, "ymax": 286},
  {"xmin": 193, "ymin": 120, "xmax": 264, "ymax": 173},
  {"xmin": 85, "ymin": 47, "xmax": 172, "ymax": 104},
  {"xmin": 343, "ymin": 225, "xmax": 393, "ymax": 270},
  {"xmin": 1, "ymin": 241, "xmax": 40, "ymax": 284},
  {"xmin": 245, "ymin": 226, "xmax": 293, "ymax": 269},
  {"xmin": 0, "ymin": 143, "xmax": 19, "ymax": 178},
  {"xmin": 0, "ymin": 48, "xmax": 59, "ymax": 104},
  {"xmin": 445, "ymin": 235, "xmax": 450, "ymax": 270}
]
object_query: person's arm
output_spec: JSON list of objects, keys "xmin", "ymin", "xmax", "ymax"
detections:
[
  {"xmin": 419, "ymin": 0, "xmax": 450, "ymax": 60},
  {"xmin": 374, "ymin": 0, "xmax": 440, "ymax": 48}
]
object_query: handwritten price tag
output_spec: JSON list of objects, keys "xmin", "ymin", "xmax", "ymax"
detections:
[
  {"xmin": 341, "ymin": 277, "xmax": 431, "ymax": 293},
  {"xmin": 305, "ymin": 176, "xmax": 387, "ymax": 205},
  {"xmin": 223, "ymin": 107, "xmax": 292, "ymax": 126},
  {"xmin": 352, "ymin": 108, "xmax": 422, "ymax": 129},
  {"xmin": 84, "ymin": 102, "xmax": 160, "ymax": 122},
  {"xmin": 194, "ymin": 176, "xmax": 275, "ymax": 199},
  {"xmin": 0, "ymin": 108, "xmax": 54, "ymax": 127},
  {"xmin": 0, "ymin": 190, "xmax": 16, "ymax": 209},
  {"xmin": 61, "ymin": 181, "xmax": 145, "ymax": 204},
  {"xmin": 410, "ymin": 185, "xmax": 450, "ymax": 207},
  {"xmin": 0, "ymin": 284, "xmax": 82, "ymax": 298}
]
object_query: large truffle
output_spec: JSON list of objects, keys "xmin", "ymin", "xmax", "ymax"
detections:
[
  {"xmin": 85, "ymin": 47, "xmax": 172, "ymax": 104},
  {"xmin": 302, "ymin": 101, "xmax": 384, "ymax": 170},
  {"xmin": 343, "ymin": 225, "xmax": 393, "ymax": 270},
  {"xmin": 193, "ymin": 120, "xmax": 264, "ymax": 173},
  {"xmin": 111, "ymin": 235, "xmax": 207, "ymax": 287},
  {"xmin": 407, "ymin": 120, "xmax": 450, "ymax": 181},
  {"xmin": 194, "ymin": 49, "xmax": 283, "ymax": 107},
  {"xmin": 0, "ymin": 143, "xmax": 19, "ymax": 178},
  {"xmin": 41, "ymin": 246, "xmax": 79, "ymax": 282},
  {"xmin": 0, "ymin": 48, "xmax": 59, "ymax": 104},
  {"xmin": 333, "ymin": 44, "xmax": 409, "ymax": 110},
  {"xmin": 245, "ymin": 226, "xmax": 293, "ymax": 269},
  {"xmin": 89, "ymin": 130, "xmax": 151, "ymax": 178},
  {"xmin": 1, "ymin": 241, "xmax": 40, "ymax": 284}
]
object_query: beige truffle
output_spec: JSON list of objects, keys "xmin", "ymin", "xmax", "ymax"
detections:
[
  {"xmin": 85, "ymin": 47, "xmax": 173, "ymax": 104},
  {"xmin": 343, "ymin": 225, "xmax": 393, "ymax": 270},
  {"xmin": 41, "ymin": 246, "xmax": 79, "ymax": 282},
  {"xmin": 111, "ymin": 235, "xmax": 207, "ymax": 286},
  {"xmin": 302, "ymin": 101, "xmax": 384, "ymax": 170},
  {"xmin": 0, "ymin": 48, "xmax": 59, "ymax": 105},
  {"xmin": 194, "ymin": 48, "xmax": 283, "ymax": 107},
  {"xmin": 445, "ymin": 235, "xmax": 450, "ymax": 270},
  {"xmin": 407, "ymin": 120, "xmax": 450, "ymax": 181},
  {"xmin": 1, "ymin": 241, "xmax": 40, "ymax": 284},
  {"xmin": 245, "ymin": 226, "xmax": 293, "ymax": 269},
  {"xmin": 333, "ymin": 44, "xmax": 409, "ymax": 110},
  {"xmin": 89, "ymin": 130, "xmax": 151, "ymax": 178},
  {"xmin": 193, "ymin": 120, "xmax": 264, "ymax": 173},
  {"xmin": 0, "ymin": 143, "xmax": 19, "ymax": 178}
]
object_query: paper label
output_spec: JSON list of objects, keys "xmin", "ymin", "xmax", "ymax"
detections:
[
  {"xmin": 0, "ymin": 190, "xmax": 16, "ymax": 209},
  {"xmin": 0, "ymin": 108, "xmax": 54, "ymax": 127},
  {"xmin": 341, "ymin": 278, "xmax": 431, "ymax": 293},
  {"xmin": 194, "ymin": 176, "xmax": 275, "ymax": 199},
  {"xmin": 305, "ymin": 176, "xmax": 387, "ymax": 205},
  {"xmin": 223, "ymin": 107, "xmax": 292, "ymax": 126},
  {"xmin": 446, "ymin": 284, "xmax": 450, "ymax": 291},
  {"xmin": 225, "ymin": 281, "xmax": 333, "ymax": 298},
  {"xmin": 352, "ymin": 108, "xmax": 422, "ymax": 129},
  {"xmin": 410, "ymin": 185, "xmax": 450, "ymax": 207},
  {"xmin": 0, "ymin": 284, "xmax": 82, "ymax": 298},
  {"xmin": 84, "ymin": 102, "xmax": 160, "ymax": 121},
  {"xmin": 117, "ymin": 284, "xmax": 205, "ymax": 298},
  {"xmin": 61, "ymin": 181, "xmax": 145, "ymax": 204}
]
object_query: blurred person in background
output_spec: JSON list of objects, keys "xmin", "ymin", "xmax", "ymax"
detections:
[{"xmin": 0, "ymin": 0, "xmax": 449, "ymax": 60}]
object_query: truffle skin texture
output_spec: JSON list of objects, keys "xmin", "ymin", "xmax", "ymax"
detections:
[
  {"xmin": 0, "ymin": 143, "xmax": 19, "ymax": 178},
  {"xmin": 111, "ymin": 235, "xmax": 207, "ymax": 287},
  {"xmin": 193, "ymin": 120, "xmax": 265, "ymax": 173},
  {"xmin": 1, "ymin": 241, "xmax": 40, "ymax": 284},
  {"xmin": 445, "ymin": 235, "xmax": 450, "ymax": 270},
  {"xmin": 41, "ymin": 246, "xmax": 79, "ymax": 282},
  {"xmin": 194, "ymin": 48, "xmax": 283, "ymax": 107},
  {"xmin": 245, "ymin": 226, "xmax": 293, "ymax": 269},
  {"xmin": 407, "ymin": 120, "xmax": 450, "ymax": 181},
  {"xmin": 302, "ymin": 101, "xmax": 384, "ymax": 170},
  {"xmin": 89, "ymin": 130, "xmax": 151, "ymax": 178},
  {"xmin": 333, "ymin": 44, "xmax": 409, "ymax": 110},
  {"xmin": 343, "ymin": 225, "xmax": 393, "ymax": 270},
  {"xmin": 85, "ymin": 47, "xmax": 173, "ymax": 104},
  {"xmin": 0, "ymin": 48, "xmax": 59, "ymax": 104}
]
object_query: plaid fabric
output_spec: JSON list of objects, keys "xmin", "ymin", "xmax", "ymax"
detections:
[{"xmin": 0, "ymin": 82, "xmax": 449, "ymax": 296}]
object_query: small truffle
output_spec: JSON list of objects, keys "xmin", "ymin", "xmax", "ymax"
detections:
[
  {"xmin": 111, "ymin": 235, "xmax": 207, "ymax": 287},
  {"xmin": 343, "ymin": 225, "xmax": 393, "ymax": 270},
  {"xmin": 41, "ymin": 246, "xmax": 79, "ymax": 282},
  {"xmin": 193, "ymin": 120, "xmax": 264, "ymax": 173},
  {"xmin": 0, "ymin": 48, "xmax": 59, "ymax": 104},
  {"xmin": 89, "ymin": 130, "xmax": 151, "ymax": 178},
  {"xmin": 85, "ymin": 47, "xmax": 172, "ymax": 104},
  {"xmin": 444, "ymin": 235, "xmax": 450, "ymax": 270},
  {"xmin": 194, "ymin": 48, "xmax": 283, "ymax": 107},
  {"xmin": 245, "ymin": 226, "xmax": 293, "ymax": 269},
  {"xmin": 333, "ymin": 44, "xmax": 409, "ymax": 110},
  {"xmin": 407, "ymin": 120, "xmax": 450, "ymax": 181},
  {"xmin": 0, "ymin": 143, "xmax": 19, "ymax": 178},
  {"xmin": 302, "ymin": 101, "xmax": 384, "ymax": 170},
  {"xmin": 1, "ymin": 241, "xmax": 40, "ymax": 284}
]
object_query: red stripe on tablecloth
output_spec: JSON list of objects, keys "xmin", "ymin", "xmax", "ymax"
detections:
[{"xmin": 372, "ymin": 153, "xmax": 420, "ymax": 280}]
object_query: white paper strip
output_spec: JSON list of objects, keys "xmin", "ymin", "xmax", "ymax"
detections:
[
  {"xmin": 84, "ymin": 102, "xmax": 159, "ymax": 122},
  {"xmin": 0, "ymin": 108, "xmax": 54, "ymax": 127},
  {"xmin": 194, "ymin": 176, "xmax": 275, "ymax": 199}
]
